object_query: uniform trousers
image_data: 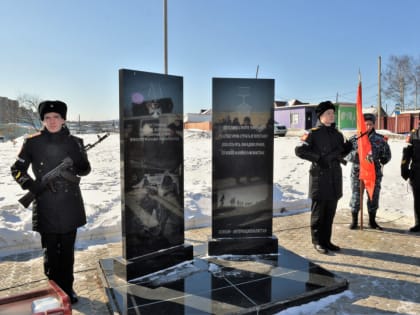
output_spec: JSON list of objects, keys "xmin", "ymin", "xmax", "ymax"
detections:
[
  {"xmin": 310, "ymin": 199, "xmax": 337, "ymax": 246},
  {"xmin": 350, "ymin": 169, "xmax": 382, "ymax": 215},
  {"xmin": 410, "ymin": 178, "xmax": 420, "ymax": 226},
  {"xmin": 40, "ymin": 230, "xmax": 77, "ymax": 297}
]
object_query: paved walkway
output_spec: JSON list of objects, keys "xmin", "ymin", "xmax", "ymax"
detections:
[{"xmin": 0, "ymin": 209, "xmax": 419, "ymax": 314}]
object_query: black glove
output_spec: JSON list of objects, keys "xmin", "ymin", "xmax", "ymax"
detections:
[
  {"xmin": 27, "ymin": 179, "xmax": 45, "ymax": 195},
  {"xmin": 68, "ymin": 139, "xmax": 90, "ymax": 174},
  {"xmin": 343, "ymin": 141, "xmax": 353, "ymax": 155},
  {"xmin": 401, "ymin": 165, "xmax": 410, "ymax": 181}
]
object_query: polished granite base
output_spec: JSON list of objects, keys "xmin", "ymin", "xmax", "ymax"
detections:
[
  {"xmin": 113, "ymin": 244, "xmax": 193, "ymax": 281},
  {"xmin": 98, "ymin": 246, "xmax": 348, "ymax": 315},
  {"xmin": 208, "ymin": 236, "xmax": 278, "ymax": 256}
]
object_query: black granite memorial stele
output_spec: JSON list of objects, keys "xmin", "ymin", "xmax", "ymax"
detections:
[
  {"xmin": 209, "ymin": 78, "xmax": 278, "ymax": 255},
  {"xmin": 114, "ymin": 69, "xmax": 192, "ymax": 281}
]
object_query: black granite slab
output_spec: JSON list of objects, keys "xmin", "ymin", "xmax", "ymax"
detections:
[
  {"xmin": 98, "ymin": 246, "xmax": 348, "ymax": 315},
  {"xmin": 208, "ymin": 236, "xmax": 278, "ymax": 256},
  {"xmin": 113, "ymin": 244, "xmax": 194, "ymax": 281}
]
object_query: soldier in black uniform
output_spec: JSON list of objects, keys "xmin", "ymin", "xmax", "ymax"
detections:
[
  {"xmin": 295, "ymin": 101, "xmax": 352, "ymax": 254},
  {"xmin": 11, "ymin": 100, "xmax": 91, "ymax": 303},
  {"xmin": 401, "ymin": 125, "xmax": 420, "ymax": 232}
]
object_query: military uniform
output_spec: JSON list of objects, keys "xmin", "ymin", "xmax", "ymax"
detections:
[
  {"xmin": 401, "ymin": 127, "xmax": 420, "ymax": 232},
  {"xmin": 346, "ymin": 129, "xmax": 391, "ymax": 229},
  {"xmin": 11, "ymin": 123, "xmax": 90, "ymax": 301},
  {"xmin": 295, "ymin": 121, "xmax": 352, "ymax": 252}
]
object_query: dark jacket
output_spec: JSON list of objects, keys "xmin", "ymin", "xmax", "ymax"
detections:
[
  {"xmin": 11, "ymin": 126, "xmax": 91, "ymax": 233},
  {"xmin": 295, "ymin": 122, "xmax": 352, "ymax": 200},
  {"xmin": 402, "ymin": 127, "xmax": 420, "ymax": 181},
  {"xmin": 346, "ymin": 129, "xmax": 391, "ymax": 178}
]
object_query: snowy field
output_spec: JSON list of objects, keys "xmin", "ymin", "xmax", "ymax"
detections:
[{"xmin": 0, "ymin": 129, "xmax": 414, "ymax": 256}]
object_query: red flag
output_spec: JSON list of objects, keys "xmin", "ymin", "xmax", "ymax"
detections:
[{"xmin": 356, "ymin": 81, "xmax": 376, "ymax": 199}]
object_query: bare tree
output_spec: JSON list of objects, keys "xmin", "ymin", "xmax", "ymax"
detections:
[
  {"xmin": 16, "ymin": 94, "xmax": 43, "ymax": 130},
  {"xmin": 383, "ymin": 55, "xmax": 414, "ymax": 111},
  {"xmin": 413, "ymin": 57, "xmax": 420, "ymax": 110}
]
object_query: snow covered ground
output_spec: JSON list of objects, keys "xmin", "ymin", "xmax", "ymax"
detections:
[{"xmin": 0, "ymin": 129, "xmax": 414, "ymax": 256}]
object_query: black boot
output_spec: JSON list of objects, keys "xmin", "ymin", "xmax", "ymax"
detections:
[
  {"xmin": 369, "ymin": 212, "xmax": 383, "ymax": 230},
  {"xmin": 349, "ymin": 212, "xmax": 358, "ymax": 229},
  {"xmin": 409, "ymin": 225, "xmax": 420, "ymax": 232}
]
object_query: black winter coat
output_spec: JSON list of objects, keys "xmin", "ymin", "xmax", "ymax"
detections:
[
  {"xmin": 295, "ymin": 123, "xmax": 352, "ymax": 201},
  {"xmin": 11, "ymin": 126, "xmax": 91, "ymax": 233},
  {"xmin": 402, "ymin": 127, "xmax": 420, "ymax": 182}
]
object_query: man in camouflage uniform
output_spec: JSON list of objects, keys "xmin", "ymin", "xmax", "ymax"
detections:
[
  {"xmin": 346, "ymin": 113, "xmax": 391, "ymax": 230},
  {"xmin": 401, "ymin": 125, "xmax": 420, "ymax": 232}
]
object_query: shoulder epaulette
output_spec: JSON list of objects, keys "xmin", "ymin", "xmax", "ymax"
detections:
[
  {"xmin": 311, "ymin": 127, "xmax": 320, "ymax": 131},
  {"xmin": 26, "ymin": 131, "xmax": 41, "ymax": 139}
]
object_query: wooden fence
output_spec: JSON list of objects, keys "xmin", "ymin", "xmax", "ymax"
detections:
[{"xmin": 381, "ymin": 113, "xmax": 420, "ymax": 134}]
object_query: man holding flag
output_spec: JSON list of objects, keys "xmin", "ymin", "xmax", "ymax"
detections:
[
  {"xmin": 346, "ymin": 82, "xmax": 391, "ymax": 230},
  {"xmin": 295, "ymin": 101, "xmax": 352, "ymax": 254}
]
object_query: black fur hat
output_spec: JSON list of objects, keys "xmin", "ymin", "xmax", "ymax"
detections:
[
  {"xmin": 363, "ymin": 113, "xmax": 376, "ymax": 123},
  {"xmin": 315, "ymin": 101, "xmax": 335, "ymax": 118},
  {"xmin": 38, "ymin": 100, "xmax": 67, "ymax": 120}
]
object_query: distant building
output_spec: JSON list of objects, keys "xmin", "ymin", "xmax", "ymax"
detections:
[
  {"xmin": 66, "ymin": 120, "xmax": 119, "ymax": 134},
  {"xmin": 274, "ymin": 100, "xmax": 359, "ymax": 130},
  {"xmin": 0, "ymin": 96, "xmax": 19, "ymax": 123},
  {"xmin": 274, "ymin": 100, "xmax": 315, "ymax": 130},
  {"xmin": 184, "ymin": 109, "xmax": 212, "ymax": 130},
  {"xmin": 184, "ymin": 102, "xmax": 391, "ymax": 132}
]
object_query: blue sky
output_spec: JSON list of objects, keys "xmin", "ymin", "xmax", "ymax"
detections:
[{"xmin": 1, "ymin": 0, "xmax": 419, "ymax": 120}]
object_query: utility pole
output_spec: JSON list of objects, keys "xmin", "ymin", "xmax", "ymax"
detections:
[
  {"xmin": 256, "ymin": 65, "xmax": 259, "ymax": 79},
  {"xmin": 164, "ymin": 0, "xmax": 168, "ymax": 74},
  {"xmin": 378, "ymin": 56, "xmax": 382, "ymax": 129}
]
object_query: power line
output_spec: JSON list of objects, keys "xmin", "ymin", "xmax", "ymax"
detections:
[{"xmin": 276, "ymin": 81, "xmax": 379, "ymax": 104}]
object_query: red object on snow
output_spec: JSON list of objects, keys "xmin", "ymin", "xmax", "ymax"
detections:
[{"xmin": 0, "ymin": 280, "xmax": 71, "ymax": 315}]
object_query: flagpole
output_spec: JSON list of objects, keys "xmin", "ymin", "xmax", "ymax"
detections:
[
  {"xmin": 358, "ymin": 72, "xmax": 363, "ymax": 230},
  {"xmin": 360, "ymin": 180, "xmax": 364, "ymax": 230},
  {"xmin": 164, "ymin": 0, "xmax": 168, "ymax": 74}
]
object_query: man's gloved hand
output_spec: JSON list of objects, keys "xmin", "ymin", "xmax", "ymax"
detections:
[
  {"xmin": 67, "ymin": 139, "xmax": 90, "ymax": 173},
  {"xmin": 27, "ymin": 179, "xmax": 44, "ymax": 195},
  {"xmin": 401, "ymin": 163, "xmax": 410, "ymax": 181},
  {"xmin": 401, "ymin": 168, "xmax": 410, "ymax": 180}
]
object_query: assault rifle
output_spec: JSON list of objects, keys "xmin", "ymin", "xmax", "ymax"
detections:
[
  {"xmin": 84, "ymin": 132, "xmax": 110, "ymax": 150},
  {"xmin": 18, "ymin": 133, "xmax": 110, "ymax": 208}
]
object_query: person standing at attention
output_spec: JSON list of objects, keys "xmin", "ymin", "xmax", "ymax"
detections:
[
  {"xmin": 295, "ymin": 101, "xmax": 352, "ymax": 254},
  {"xmin": 401, "ymin": 123, "xmax": 420, "ymax": 232},
  {"xmin": 11, "ymin": 100, "xmax": 91, "ymax": 303},
  {"xmin": 346, "ymin": 113, "xmax": 391, "ymax": 230}
]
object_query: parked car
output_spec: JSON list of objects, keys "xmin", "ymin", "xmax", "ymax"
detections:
[{"xmin": 274, "ymin": 122, "xmax": 287, "ymax": 137}]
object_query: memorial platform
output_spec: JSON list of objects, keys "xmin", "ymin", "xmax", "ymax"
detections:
[{"xmin": 98, "ymin": 246, "xmax": 348, "ymax": 314}]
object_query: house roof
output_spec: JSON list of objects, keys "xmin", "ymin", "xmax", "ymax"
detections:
[
  {"xmin": 200, "ymin": 109, "xmax": 212, "ymax": 114},
  {"xmin": 274, "ymin": 101, "xmax": 287, "ymax": 107},
  {"xmin": 287, "ymin": 99, "xmax": 309, "ymax": 106},
  {"xmin": 363, "ymin": 105, "xmax": 387, "ymax": 117}
]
